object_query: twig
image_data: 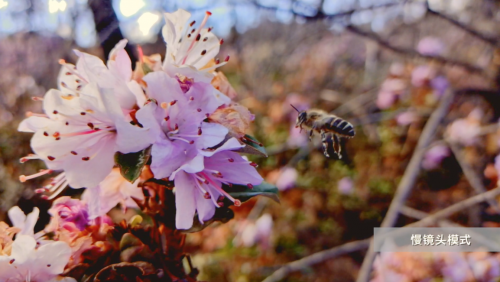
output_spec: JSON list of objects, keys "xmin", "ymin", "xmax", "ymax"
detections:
[
  {"xmin": 400, "ymin": 206, "xmax": 500, "ymax": 250},
  {"xmin": 261, "ymin": 239, "xmax": 371, "ymax": 282},
  {"xmin": 406, "ymin": 187, "xmax": 500, "ymax": 227},
  {"xmin": 346, "ymin": 26, "xmax": 488, "ymax": 76},
  {"xmin": 356, "ymin": 88, "xmax": 454, "ymax": 282},
  {"xmin": 426, "ymin": 8, "xmax": 498, "ymax": 46},
  {"xmin": 447, "ymin": 141, "xmax": 500, "ymax": 213},
  {"xmin": 261, "ymin": 187, "xmax": 500, "ymax": 282}
]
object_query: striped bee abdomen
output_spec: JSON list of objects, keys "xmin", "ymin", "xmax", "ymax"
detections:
[{"xmin": 322, "ymin": 116, "xmax": 355, "ymax": 137}]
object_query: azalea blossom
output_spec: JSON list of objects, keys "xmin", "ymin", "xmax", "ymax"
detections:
[
  {"xmin": 162, "ymin": 9, "xmax": 225, "ymax": 72},
  {"xmin": 422, "ymin": 144, "xmax": 450, "ymax": 170},
  {"xmin": 18, "ymin": 82, "xmax": 152, "ymax": 189},
  {"xmin": 169, "ymin": 138, "xmax": 263, "ymax": 230},
  {"xmin": 81, "ymin": 168, "xmax": 144, "ymax": 219},
  {"xmin": 57, "ymin": 40, "xmax": 144, "ymax": 109},
  {"xmin": 0, "ymin": 235, "xmax": 75, "ymax": 282},
  {"xmin": 446, "ymin": 108, "xmax": 483, "ymax": 146},
  {"xmin": 136, "ymin": 71, "xmax": 228, "ymax": 180}
]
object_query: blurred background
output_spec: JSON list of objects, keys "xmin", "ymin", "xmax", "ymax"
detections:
[{"xmin": 3, "ymin": 0, "xmax": 500, "ymax": 281}]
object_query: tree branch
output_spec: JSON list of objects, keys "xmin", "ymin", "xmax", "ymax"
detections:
[
  {"xmin": 356, "ymin": 88, "xmax": 455, "ymax": 282},
  {"xmin": 426, "ymin": 8, "xmax": 498, "ymax": 46},
  {"xmin": 447, "ymin": 141, "xmax": 500, "ymax": 213},
  {"xmin": 262, "ymin": 187, "xmax": 500, "ymax": 282},
  {"xmin": 261, "ymin": 239, "xmax": 371, "ymax": 282},
  {"xmin": 346, "ymin": 26, "xmax": 488, "ymax": 76}
]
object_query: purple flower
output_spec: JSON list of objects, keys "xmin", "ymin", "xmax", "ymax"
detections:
[
  {"xmin": 422, "ymin": 144, "xmax": 450, "ymax": 170},
  {"xmin": 430, "ymin": 76, "xmax": 449, "ymax": 97},
  {"xmin": 136, "ymin": 71, "xmax": 229, "ymax": 179},
  {"xmin": 337, "ymin": 177, "xmax": 354, "ymax": 195},
  {"xmin": 45, "ymin": 197, "xmax": 89, "ymax": 232},
  {"xmin": 169, "ymin": 138, "xmax": 263, "ymax": 230}
]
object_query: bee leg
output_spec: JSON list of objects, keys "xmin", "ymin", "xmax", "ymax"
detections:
[
  {"xmin": 309, "ymin": 129, "xmax": 314, "ymax": 140},
  {"xmin": 320, "ymin": 130, "xmax": 330, "ymax": 158},
  {"xmin": 333, "ymin": 134, "xmax": 342, "ymax": 159}
]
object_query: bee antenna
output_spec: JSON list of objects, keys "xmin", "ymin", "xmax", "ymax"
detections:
[{"xmin": 290, "ymin": 104, "xmax": 300, "ymax": 113}]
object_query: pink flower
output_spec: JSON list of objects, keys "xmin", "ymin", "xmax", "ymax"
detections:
[
  {"xmin": 337, "ymin": 177, "xmax": 354, "ymax": 195},
  {"xmin": 169, "ymin": 138, "xmax": 263, "ymax": 230},
  {"xmin": 396, "ymin": 111, "xmax": 418, "ymax": 126},
  {"xmin": 135, "ymin": 71, "xmax": 229, "ymax": 180},
  {"xmin": 162, "ymin": 9, "xmax": 223, "ymax": 72},
  {"xmin": 18, "ymin": 82, "xmax": 153, "ymax": 189},
  {"xmin": 0, "ymin": 235, "xmax": 75, "ymax": 282},
  {"xmin": 446, "ymin": 108, "xmax": 483, "ymax": 146},
  {"xmin": 422, "ymin": 144, "xmax": 450, "ymax": 170},
  {"xmin": 45, "ymin": 197, "xmax": 89, "ymax": 232},
  {"xmin": 287, "ymin": 125, "xmax": 308, "ymax": 148},
  {"xmin": 275, "ymin": 167, "xmax": 298, "ymax": 191},
  {"xmin": 240, "ymin": 214, "xmax": 273, "ymax": 248},
  {"xmin": 81, "ymin": 168, "xmax": 144, "ymax": 219},
  {"xmin": 376, "ymin": 91, "xmax": 397, "ymax": 109},
  {"xmin": 417, "ymin": 37, "xmax": 445, "ymax": 56},
  {"xmin": 411, "ymin": 65, "xmax": 436, "ymax": 87}
]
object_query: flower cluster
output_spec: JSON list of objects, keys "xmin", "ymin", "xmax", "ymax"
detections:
[{"xmin": 18, "ymin": 9, "xmax": 267, "ymax": 231}]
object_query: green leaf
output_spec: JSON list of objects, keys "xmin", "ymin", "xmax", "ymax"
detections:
[
  {"xmin": 114, "ymin": 146, "xmax": 151, "ymax": 183},
  {"xmin": 181, "ymin": 207, "xmax": 234, "ymax": 233},
  {"xmin": 236, "ymin": 134, "xmax": 268, "ymax": 157},
  {"xmin": 225, "ymin": 182, "xmax": 280, "ymax": 204}
]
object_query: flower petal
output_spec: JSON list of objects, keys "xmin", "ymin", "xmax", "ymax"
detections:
[
  {"xmin": 35, "ymin": 241, "xmax": 72, "ymax": 274},
  {"xmin": 174, "ymin": 171, "xmax": 197, "ymax": 230},
  {"xmin": 205, "ymin": 150, "xmax": 263, "ymax": 186},
  {"xmin": 10, "ymin": 235, "xmax": 36, "ymax": 264},
  {"xmin": 195, "ymin": 186, "xmax": 215, "ymax": 224}
]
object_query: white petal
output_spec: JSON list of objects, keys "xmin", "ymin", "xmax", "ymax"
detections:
[
  {"xmin": 22, "ymin": 207, "xmax": 39, "ymax": 236},
  {"xmin": 10, "ymin": 235, "xmax": 36, "ymax": 264},
  {"xmin": 82, "ymin": 186, "xmax": 103, "ymax": 219},
  {"xmin": 63, "ymin": 135, "xmax": 116, "ymax": 188},
  {"xmin": 35, "ymin": 241, "xmax": 72, "ymax": 274},
  {"xmin": 18, "ymin": 116, "xmax": 52, "ymax": 132},
  {"xmin": 8, "ymin": 206, "xmax": 27, "ymax": 231}
]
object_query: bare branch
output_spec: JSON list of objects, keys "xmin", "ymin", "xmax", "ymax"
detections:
[
  {"xmin": 356, "ymin": 88, "xmax": 455, "ymax": 282},
  {"xmin": 426, "ymin": 8, "xmax": 498, "ymax": 46},
  {"xmin": 261, "ymin": 239, "xmax": 371, "ymax": 282},
  {"xmin": 262, "ymin": 187, "xmax": 500, "ymax": 282},
  {"xmin": 346, "ymin": 26, "xmax": 488, "ymax": 76},
  {"xmin": 447, "ymin": 141, "xmax": 500, "ymax": 213}
]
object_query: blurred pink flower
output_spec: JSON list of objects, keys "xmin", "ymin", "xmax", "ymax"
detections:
[
  {"xmin": 45, "ymin": 197, "xmax": 89, "ymax": 232},
  {"xmin": 422, "ymin": 144, "xmax": 450, "ymax": 170},
  {"xmin": 240, "ymin": 214, "xmax": 273, "ymax": 248},
  {"xmin": 396, "ymin": 111, "xmax": 418, "ymax": 126},
  {"xmin": 446, "ymin": 108, "xmax": 483, "ymax": 146},
  {"xmin": 376, "ymin": 91, "xmax": 397, "ymax": 110},
  {"xmin": 411, "ymin": 65, "xmax": 436, "ymax": 87},
  {"xmin": 287, "ymin": 125, "xmax": 308, "ymax": 148},
  {"xmin": 275, "ymin": 167, "xmax": 298, "ymax": 191},
  {"xmin": 417, "ymin": 37, "xmax": 445, "ymax": 56},
  {"xmin": 380, "ymin": 78, "xmax": 406, "ymax": 94},
  {"xmin": 337, "ymin": 177, "xmax": 354, "ymax": 195}
]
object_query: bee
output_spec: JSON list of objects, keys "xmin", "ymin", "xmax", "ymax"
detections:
[{"xmin": 291, "ymin": 105, "xmax": 355, "ymax": 158}]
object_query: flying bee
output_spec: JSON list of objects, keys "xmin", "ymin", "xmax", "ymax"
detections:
[{"xmin": 291, "ymin": 105, "xmax": 355, "ymax": 158}]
